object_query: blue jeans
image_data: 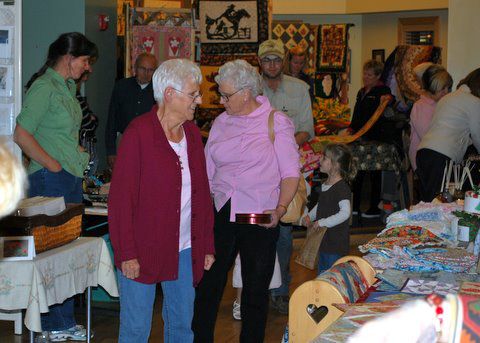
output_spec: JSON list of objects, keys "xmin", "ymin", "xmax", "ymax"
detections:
[
  {"xmin": 318, "ymin": 253, "xmax": 341, "ymax": 275},
  {"xmin": 29, "ymin": 168, "xmax": 83, "ymax": 203},
  {"xmin": 118, "ymin": 248, "xmax": 195, "ymax": 343},
  {"xmin": 29, "ymin": 168, "xmax": 82, "ymax": 331},
  {"xmin": 270, "ymin": 223, "xmax": 292, "ymax": 297}
]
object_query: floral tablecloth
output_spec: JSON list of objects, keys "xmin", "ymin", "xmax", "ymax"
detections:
[{"xmin": 0, "ymin": 237, "xmax": 118, "ymax": 332}]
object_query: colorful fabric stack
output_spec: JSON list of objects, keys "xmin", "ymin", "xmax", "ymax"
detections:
[
  {"xmin": 365, "ymin": 246, "xmax": 476, "ymax": 273},
  {"xmin": 406, "ymin": 248, "xmax": 477, "ymax": 273},
  {"xmin": 359, "ymin": 225, "xmax": 444, "ymax": 254}
]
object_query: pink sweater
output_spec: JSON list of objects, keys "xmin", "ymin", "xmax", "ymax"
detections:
[
  {"xmin": 205, "ymin": 96, "xmax": 300, "ymax": 221},
  {"xmin": 108, "ymin": 106, "xmax": 214, "ymax": 285},
  {"xmin": 409, "ymin": 95, "xmax": 436, "ymax": 171}
]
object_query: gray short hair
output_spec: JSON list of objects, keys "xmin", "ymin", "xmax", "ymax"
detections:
[
  {"xmin": 152, "ymin": 59, "xmax": 202, "ymax": 104},
  {"xmin": 214, "ymin": 59, "xmax": 263, "ymax": 98}
]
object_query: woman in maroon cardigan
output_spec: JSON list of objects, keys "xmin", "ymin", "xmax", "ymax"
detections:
[{"xmin": 108, "ymin": 58, "xmax": 215, "ymax": 343}]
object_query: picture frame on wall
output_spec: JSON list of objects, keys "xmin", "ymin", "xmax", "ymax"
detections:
[
  {"xmin": 372, "ymin": 49, "xmax": 385, "ymax": 63},
  {"xmin": 0, "ymin": 65, "xmax": 13, "ymax": 97},
  {"xmin": 0, "ymin": 26, "xmax": 13, "ymax": 59},
  {"xmin": 0, "ymin": 102, "xmax": 14, "ymax": 135},
  {"xmin": 0, "ymin": 236, "xmax": 36, "ymax": 261}
]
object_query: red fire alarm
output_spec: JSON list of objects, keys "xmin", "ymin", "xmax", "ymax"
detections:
[{"xmin": 98, "ymin": 14, "xmax": 109, "ymax": 31}]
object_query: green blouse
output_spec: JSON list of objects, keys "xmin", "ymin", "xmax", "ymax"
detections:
[{"xmin": 17, "ymin": 68, "xmax": 88, "ymax": 177}]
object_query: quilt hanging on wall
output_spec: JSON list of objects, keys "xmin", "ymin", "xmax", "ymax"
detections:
[
  {"xmin": 272, "ymin": 21, "xmax": 317, "ymax": 73},
  {"xmin": 132, "ymin": 8, "xmax": 193, "ymax": 27},
  {"xmin": 198, "ymin": 0, "xmax": 270, "ymax": 56},
  {"xmin": 131, "ymin": 25, "xmax": 193, "ymax": 74},
  {"xmin": 315, "ymin": 24, "xmax": 351, "ymax": 73}
]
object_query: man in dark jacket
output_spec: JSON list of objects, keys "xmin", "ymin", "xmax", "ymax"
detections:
[{"xmin": 105, "ymin": 53, "xmax": 157, "ymax": 169}]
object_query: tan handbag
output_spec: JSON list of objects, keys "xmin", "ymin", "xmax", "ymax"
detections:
[
  {"xmin": 295, "ymin": 225, "xmax": 327, "ymax": 270},
  {"xmin": 268, "ymin": 110, "xmax": 307, "ymax": 224}
]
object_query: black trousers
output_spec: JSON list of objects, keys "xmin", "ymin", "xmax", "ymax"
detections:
[
  {"xmin": 352, "ymin": 170, "xmax": 382, "ymax": 211},
  {"xmin": 416, "ymin": 148, "xmax": 451, "ymax": 202},
  {"xmin": 192, "ymin": 201, "xmax": 279, "ymax": 343}
]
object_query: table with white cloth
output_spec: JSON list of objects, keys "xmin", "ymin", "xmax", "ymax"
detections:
[{"xmin": 0, "ymin": 237, "xmax": 118, "ymax": 336}]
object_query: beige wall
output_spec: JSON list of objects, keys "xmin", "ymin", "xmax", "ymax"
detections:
[
  {"xmin": 361, "ymin": 10, "xmax": 448, "ymax": 67},
  {"xmin": 273, "ymin": 0, "xmax": 447, "ymax": 15},
  {"xmin": 447, "ymin": 0, "xmax": 480, "ymax": 85},
  {"xmin": 274, "ymin": 14, "xmax": 362, "ymax": 104},
  {"xmin": 273, "ymin": 0, "xmax": 346, "ymax": 15},
  {"xmin": 346, "ymin": 0, "xmax": 447, "ymax": 14}
]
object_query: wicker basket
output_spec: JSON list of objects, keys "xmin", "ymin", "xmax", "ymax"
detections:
[{"xmin": 0, "ymin": 204, "xmax": 84, "ymax": 253}]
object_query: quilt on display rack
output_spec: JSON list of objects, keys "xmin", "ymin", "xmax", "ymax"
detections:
[
  {"xmin": 382, "ymin": 45, "xmax": 442, "ymax": 110},
  {"xmin": 131, "ymin": 25, "xmax": 192, "ymax": 73},
  {"xmin": 132, "ymin": 9, "xmax": 193, "ymax": 27},
  {"xmin": 272, "ymin": 21, "xmax": 316, "ymax": 73},
  {"xmin": 198, "ymin": 0, "xmax": 270, "ymax": 57},
  {"xmin": 200, "ymin": 53, "xmax": 258, "ymax": 66},
  {"xmin": 312, "ymin": 24, "xmax": 352, "ymax": 138}
]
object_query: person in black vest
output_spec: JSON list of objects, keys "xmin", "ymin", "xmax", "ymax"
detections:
[
  {"xmin": 105, "ymin": 53, "xmax": 157, "ymax": 170},
  {"xmin": 347, "ymin": 60, "xmax": 393, "ymax": 218},
  {"xmin": 303, "ymin": 143, "xmax": 356, "ymax": 274}
]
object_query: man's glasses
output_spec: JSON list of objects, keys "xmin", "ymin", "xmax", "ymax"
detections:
[
  {"xmin": 260, "ymin": 57, "xmax": 283, "ymax": 65},
  {"xmin": 172, "ymin": 88, "xmax": 203, "ymax": 102},
  {"xmin": 218, "ymin": 88, "xmax": 243, "ymax": 102},
  {"xmin": 137, "ymin": 66, "xmax": 156, "ymax": 73}
]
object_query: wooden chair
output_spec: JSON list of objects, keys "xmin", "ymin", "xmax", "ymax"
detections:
[{"xmin": 289, "ymin": 256, "xmax": 376, "ymax": 343}]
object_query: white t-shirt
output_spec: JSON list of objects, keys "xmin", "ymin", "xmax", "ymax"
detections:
[{"xmin": 169, "ymin": 134, "xmax": 192, "ymax": 251}]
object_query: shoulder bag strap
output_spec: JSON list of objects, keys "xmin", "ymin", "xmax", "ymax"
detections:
[{"xmin": 268, "ymin": 109, "xmax": 276, "ymax": 143}]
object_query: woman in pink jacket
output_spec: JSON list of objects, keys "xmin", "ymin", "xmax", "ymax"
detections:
[{"xmin": 409, "ymin": 65, "xmax": 452, "ymax": 171}]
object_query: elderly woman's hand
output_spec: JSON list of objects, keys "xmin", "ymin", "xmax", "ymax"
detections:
[
  {"xmin": 204, "ymin": 254, "xmax": 215, "ymax": 270},
  {"xmin": 121, "ymin": 258, "xmax": 140, "ymax": 279},
  {"xmin": 260, "ymin": 206, "xmax": 286, "ymax": 229}
]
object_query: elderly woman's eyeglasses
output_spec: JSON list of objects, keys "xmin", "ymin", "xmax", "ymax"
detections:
[
  {"xmin": 172, "ymin": 88, "xmax": 203, "ymax": 102},
  {"xmin": 218, "ymin": 88, "xmax": 243, "ymax": 102}
]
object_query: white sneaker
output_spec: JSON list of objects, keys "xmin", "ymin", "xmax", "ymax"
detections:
[{"xmin": 232, "ymin": 300, "xmax": 241, "ymax": 320}]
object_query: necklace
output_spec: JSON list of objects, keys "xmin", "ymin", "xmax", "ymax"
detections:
[{"xmin": 169, "ymin": 136, "xmax": 186, "ymax": 170}]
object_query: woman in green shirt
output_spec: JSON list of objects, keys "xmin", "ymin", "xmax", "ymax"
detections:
[{"xmin": 14, "ymin": 32, "xmax": 97, "ymax": 343}]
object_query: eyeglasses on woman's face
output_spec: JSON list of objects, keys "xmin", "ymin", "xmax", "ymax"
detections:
[
  {"xmin": 171, "ymin": 88, "xmax": 203, "ymax": 102},
  {"xmin": 217, "ymin": 88, "xmax": 244, "ymax": 102}
]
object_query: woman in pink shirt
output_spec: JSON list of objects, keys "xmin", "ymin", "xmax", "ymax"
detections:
[
  {"xmin": 192, "ymin": 59, "xmax": 300, "ymax": 342},
  {"xmin": 409, "ymin": 65, "xmax": 452, "ymax": 171}
]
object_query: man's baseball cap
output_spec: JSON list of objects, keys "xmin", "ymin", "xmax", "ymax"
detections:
[{"xmin": 258, "ymin": 39, "xmax": 285, "ymax": 59}]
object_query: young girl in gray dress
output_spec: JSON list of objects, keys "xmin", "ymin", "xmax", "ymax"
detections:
[{"xmin": 303, "ymin": 143, "xmax": 357, "ymax": 274}]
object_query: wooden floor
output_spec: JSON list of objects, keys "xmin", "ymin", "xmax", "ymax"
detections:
[{"xmin": 0, "ymin": 232, "xmax": 377, "ymax": 343}]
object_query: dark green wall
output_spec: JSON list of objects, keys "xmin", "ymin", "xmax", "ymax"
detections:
[
  {"xmin": 22, "ymin": 0, "xmax": 116, "ymax": 172},
  {"xmin": 85, "ymin": 0, "xmax": 117, "ymax": 171},
  {"xmin": 22, "ymin": 0, "xmax": 85, "ymax": 89}
]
